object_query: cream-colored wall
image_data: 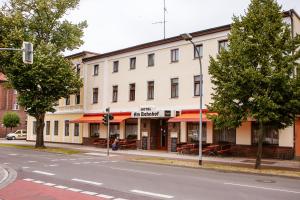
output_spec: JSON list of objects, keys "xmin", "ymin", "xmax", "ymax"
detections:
[
  {"xmin": 27, "ymin": 114, "xmax": 83, "ymax": 144},
  {"xmin": 206, "ymin": 121, "xmax": 213, "ymax": 143},
  {"xmin": 236, "ymin": 122, "xmax": 251, "ymax": 145},
  {"xmin": 292, "ymin": 13, "xmax": 300, "ymax": 37},
  {"xmin": 279, "ymin": 126, "xmax": 294, "ymax": 147},
  {"xmin": 180, "ymin": 122, "xmax": 187, "ymax": 142}
]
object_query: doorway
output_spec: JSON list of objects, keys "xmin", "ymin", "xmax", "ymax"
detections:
[{"xmin": 150, "ymin": 119, "xmax": 168, "ymax": 150}]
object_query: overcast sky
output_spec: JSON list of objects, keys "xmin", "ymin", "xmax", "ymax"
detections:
[{"xmin": 2, "ymin": 0, "xmax": 300, "ymax": 55}]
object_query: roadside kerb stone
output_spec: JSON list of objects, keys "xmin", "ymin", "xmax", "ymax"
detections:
[{"xmin": 0, "ymin": 165, "xmax": 17, "ymax": 190}]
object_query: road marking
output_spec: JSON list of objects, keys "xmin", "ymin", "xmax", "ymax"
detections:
[
  {"xmin": 33, "ymin": 180, "xmax": 44, "ymax": 184},
  {"xmin": 28, "ymin": 161, "xmax": 37, "ymax": 163},
  {"xmin": 23, "ymin": 178, "xmax": 34, "ymax": 181},
  {"xmin": 72, "ymin": 178, "xmax": 103, "ymax": 186},
  {"xmin": 111, "ymin": 161, "xmax": 118, "ymax": 163},
  {"xmin": 67, "ymin": 188, "xmax": 82, "ymax": 192},
  {"xmin": 33, "ymin": 170, "xmax": 55, "ymax": 176},
  {"xmin": 69, "ymin": 159, "xmax": 76, "ymax": 160},
  {"xmin": 8, "ymin": 154, "xmax": 17, "ymax": 156},
  {"xmin": 3, "ymin": 163, "xmax": 9, "ymax": 165},
  {"xmin": 44, "ymin": 183, "xmax": 56, "ymax": 186},
  {"xmin": 131, "ymin": 190, "xmax": 173, "ymax": 199},
  {"xmin": 22, "ymin": 166, "xmax": 30, "ymax": 169},
  {"xmin": 49, "ymin": 164, "xmax": 58, "ymax": 167},
  {"xmin": 93, "ymin": 162, "xmax": 100, "ymax": 164},
  {"xmin": 81, "ymin": 191, "xmax": 98, "ymax": 195},
  {"xmin": 85, "ymin": 152, "xmax": 117, "ymax": 157},
  {"xmin": 60, "ymin": 159, "xmax": 68, "ymax": 161},
  {"xmin": 73, "ymin": 163, "xmax": 81, "ymax": 165},
  {"xmin": 111, "ymin": 167, "xmax": 162, "ymax": 176},
  {"xmin": 96, "ymin": 194, "xmax": 114, "ymax": 199},
  {"xmin": 224, "ymin": 182, "xmax": 300, "ymax": 194},
  {"xmin": 83, "ymin": 162, "xmax": 91, "ymax": 164},
  {"xmin": 51, "ymin": 159, "xmax": 58, "ymax": 161},
  {"xmin": 113, "ymin": 198, "xmax": 129, "ymax": 200},
  {"xmin": 54, "ymin": 185, "xmax": 68, "ymax": 189}
]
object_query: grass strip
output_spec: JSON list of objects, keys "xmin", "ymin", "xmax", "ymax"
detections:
[
  {"xmin": 0, "ymin": 144, "xmax": 82, "ymax": 154},
  {"xmin": 132, "ymin": 157, "xmax": 300, "ymax": 178}
]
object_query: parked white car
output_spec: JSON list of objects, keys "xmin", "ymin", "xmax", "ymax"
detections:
[{"xmin": 6, "ymin": 130, "xmax": 27, "ymax": 140}]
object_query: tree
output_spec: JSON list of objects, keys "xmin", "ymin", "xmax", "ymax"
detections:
[
  {"xmin": 0, "ymin": 0, "xmax": 85, "ymax": 148},
  {"xmin": 208, "ymin": 0, "xmax": 300, "ymax": 169},
  {"xmin": 2, "ymin": 112, "xmax": 20, "ymax": 132}
]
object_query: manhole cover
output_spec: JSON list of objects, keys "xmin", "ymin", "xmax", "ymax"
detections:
[{"xmin": 256, "ymin": 179, "xmax": 276, "ymax": 183}]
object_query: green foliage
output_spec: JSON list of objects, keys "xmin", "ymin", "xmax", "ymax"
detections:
[
  {"xmin": 0, "ymin": 0, "xmax": 85, "ymax": 117},
  {"xmin": 208, "ymin": 0, "xmax": 300, "ymax": 130},
  {"xmin": 2, "ymin": 112, "xmax": 20, "ymax": 130}
]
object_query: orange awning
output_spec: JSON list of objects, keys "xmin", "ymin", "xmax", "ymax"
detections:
[
  {"xmin": 110, "ymin": 115, "xmax": 131, "ymax": 123},
  {"xmin": 168, "ymin": 113, "xmax": 216, "ymax": 123},
  {"xmin": 70, "ymin": 115, "xmax": 103, "ymax": 123}
]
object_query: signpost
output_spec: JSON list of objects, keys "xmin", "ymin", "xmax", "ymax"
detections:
[
  {"xmin": 103, "ymin": 108, "xmax": 114, "ymax": 156},
  {"xmin": 0, "ymin": 42, "xmax": 33, "ymax": 64}
]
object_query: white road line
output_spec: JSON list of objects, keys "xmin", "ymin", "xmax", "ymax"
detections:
[
  {"xmin": 33, "ymin": 180, "xmax": 45, "ymax": 184},
  {"xmin": 28, "ymin": 161, "xmax": 37, "ymax": 163},
  {"xmin": 44, "ymin": 183, "xmax": 56, "ymax": 186},
  {"xmin": 83, "ymin": 162, "xmax": 91, "ymax": 164},
  {"xmin": 224, "ymin": 182, "xmax": 300, "ymax": 194},
  {"xmin": 93, "ymin": 162, "xmax": 100, "ymax": 164},
  {"xmin": 67, "ymin": 188, "xmax": 82, "ymax": 192},
  {"xmin": 3, "ymin": 163, "xmax": 9, "ymax": 165},
  {"xmin": 113, "ymin": 198, "xmax": 129, "ymax": 200},
  {"xmin": 69, "ymin": 159, "xmax": 76, "ymax": 160},
  {"xmin": 33, "ymin": 170, "xmax": 55, "ymax": 176},
  {"xmin": 49, "ymin": 164, "xmax": 58, "ymax": 167},
  {"xmin": 84, "ymin": 152, "xmax": 117, "ymax": 157},
  {"xmin": 60, "ymin": 159, "xmax": 68, "ymax": 161},
  {"xmin": 8, "ymin": 154, "xmax": 17, "ymax": 156},
  {"xmin": 72, "ymin": 178, "xmax": 103, "ymax": 186},
  {"xmin": 73, "ymin": 163, "xmax": 81, "ymax": 165},
  {"xmin": 23, "ymin": 178, "xmax": 34, "ymax": 181},
  {"xmin": 111, "ymin": 161, "xmax": 118, "ymax": 163},
  {"xmin": 131, "ymin": 190, "xmax": 174, "ymax": 199},
  {"xmin": 54, "ymin": 185, "xmax": 68, "ymax": 189},
  {"xmin": 81, "ymin": 191, "xmax": 98, "ymax": 195},
  {"xmin": 51, "ymin": 159, "xmax": 58, "ymax": 161},
  {"xmin": 96, "ymin": 194, "xmax": 114, "ymax": 199},
  {"xmin": 110, "ymin": 167, "xmax": 162, "ymax": 176},
  {"xmin": 22, "ymin": 166, "xmax": 30, "ymax": 169}
]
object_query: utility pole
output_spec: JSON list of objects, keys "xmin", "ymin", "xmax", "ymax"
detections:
[
  {"xmin": 152, "ymin": 0, "xmax": 167, "ymax": 39},
  {"xmin": 106, "ymin": 107, "xmax": 110, "ymax": 156}
]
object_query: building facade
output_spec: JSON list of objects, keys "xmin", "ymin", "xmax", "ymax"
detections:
[
  {"xmin": 0, "ymin": 73, "xmax": 27, "ymax": 137},
  {"xmin": 27, "ymin": 10, "xmax": 300, "ymax": 159}
]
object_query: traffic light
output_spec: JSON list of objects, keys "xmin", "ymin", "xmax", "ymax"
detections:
[
  {"xmin": 109, "ymin": 114, "xmax": 114, "ymax": 120},
  {"xmin": 22, "ymin": 42, "xmax": 33, "ymax": 64},
  {"xmin": 102, "ymin": 114, "xmax": 108, "ymax": 125}
]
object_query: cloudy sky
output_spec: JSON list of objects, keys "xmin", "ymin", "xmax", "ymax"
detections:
[{"xmin": 2, "ymin": 0, "xmax": 300, "ymax": 55}]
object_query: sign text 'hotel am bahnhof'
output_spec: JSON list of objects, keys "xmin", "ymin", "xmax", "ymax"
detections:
[{"xmin": 131, "ymin": 106, "xmax": 175, "ymax": 118}]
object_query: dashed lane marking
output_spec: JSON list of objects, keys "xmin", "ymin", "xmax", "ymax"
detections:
[
  {"xmin": 96, "ymin": 194, "xmax": 114, "ymax": 199},
  {"xmin": 72, "ymin": 178, "xmax": 103, "ymax": 186},
  {"xmin": 131, "ymin": 190, "xmax": 174, "ymax": 199},
  {"xmin": 22, "ymin": 166, "xmax": 30, "ymax": 169},
  {"xmin": 44, "ymin": 183, "xmax": 56, "ymax": 186},
  {"xmin": 28, "ymin": 161, "xmax": 37, "ymax": 163},
  {"xmin": 84, "ymin": 153, "xmax": 117, "ymax": 157},
  {"xmin": 3, "ymin": 163, "xmax": 9, "ymax": 165},
  {"xmin": 33, "ymin": 170, "xmax": 55, "ymax": 176},
  {"xmin": 67, "ymin": 188, "xmax": 82, "ymax": 192},
  {"xmin": 33, "ymin": 180, "xmax": 44, "ymax": 184},
  {"xmin": 8, "ymin": 154, "xmax": 18, "ymax": 156},
  {"xmin": 23, "ymin": 178, "xmax": 34, "ymax": 181},
  {"xmin": 54, "ymin": 185, "xmax": 68, "ymax": 189},
  {"xmin": 81, "ymin": 191, "xmax": 98, "ymax": 195},
  {"xmin": 110, "ymin": 167, "xmax": 162, "ymax": 176},
  {"xmin": 48, "ymin": 164, "xmax": 58, "ymax": 167}
]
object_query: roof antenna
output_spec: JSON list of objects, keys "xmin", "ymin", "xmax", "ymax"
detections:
[{"xmin": 152, "ymin": 0, "xmax": 167, "ymax": 39}]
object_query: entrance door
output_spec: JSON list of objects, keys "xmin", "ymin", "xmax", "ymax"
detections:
[
  {"xmin": 159, "ymin": 119, "xmax": 168, "ymax": 150},
  {"xmin": 149, "ymin": 119, "xmax": 168, "ymax": 150}
]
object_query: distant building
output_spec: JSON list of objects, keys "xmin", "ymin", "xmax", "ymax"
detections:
[{"xmin": 0, "ymin": 73, "xmax": 27, "ymax": 137}]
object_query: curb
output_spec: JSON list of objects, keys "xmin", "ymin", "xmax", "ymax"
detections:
[{"xmin": 0, "ymin": 165, "xmax": 17, "ymax": 190}]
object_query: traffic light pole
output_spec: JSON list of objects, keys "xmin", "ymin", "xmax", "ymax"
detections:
[
  {"xmin": 0, "ymin": 42, "xmax": 33, "ymax": 64},
  {"xmin": 106, "ymin": 108, "xmax": 110, "ymax": 157}
]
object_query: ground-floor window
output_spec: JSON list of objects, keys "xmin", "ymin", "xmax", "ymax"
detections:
[
  {"xmin": 251, "ymin": 122, "xmax": 279, "ymax": 145},
  {"xmin": 46, "ymin": 121, "xmax": 50, "ymax": 135},
  {"xmin": 187, "ymin": 122, "xmax": 207, "ymax": 143},
  {"xmin": 64, "ymin": 120, "xmax": 69, "ymax": 136},
  {"xmin": 89, "ymin": 123, "xmax": 99, "ymax": 138},
  {"xmin": 125, "ymin": 120, "xmax": 138, "ymax": 139},
  {"xmin": 110, "ymin": 124, "xmax": 120, "ymax": 139},
  {"xmin": 213, "ymin": 127, "xmax": 236, "ymax": 144},
  {"xmin": 33, "ymin": 121, "xmax": 36, "ymax": 135},
  {"xmin": 74, "ymin": 123, "xmax": 79, "ymax": 137},
  {"xmin": 54, "ymin": 121, "xmax": 59, "ymax": 136}
]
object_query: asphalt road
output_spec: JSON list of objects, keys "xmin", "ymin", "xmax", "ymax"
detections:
[{"xmin": 0, "ymin": 147, "xmax": 299, "ymax": 200}]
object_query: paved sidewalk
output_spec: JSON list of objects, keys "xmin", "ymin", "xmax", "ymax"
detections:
[{"xmin": 1, "ymin": 139, "xmax": 300, "ymax": 170}]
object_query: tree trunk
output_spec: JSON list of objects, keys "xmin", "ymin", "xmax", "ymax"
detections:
[
  {"xmin": 35, "ymin": 113, "xmax": 45, "ymax": 148},
  {"xmin": 255, "ymin": 121, "xmax": 265, "ymax": 169}
]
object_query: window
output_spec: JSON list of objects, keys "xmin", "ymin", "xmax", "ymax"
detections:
[
  {"xmin": 148, "ymin": 53, "xmax": 155, "ymax": 66},
  {"xmin": 187, "ymin": 123, "xmax": 207, "ymax": 143},
  {"xmin": 147, "ymin": 81, "xmax": 154, "ymax": 100},
  {"xmin": 110, "ymin": 124, "xmax": 120, "ymax": 139},
  {"xmin": 13, "ymin": 101, "xmax": 19, "ymax": 110},
  {"xmin": 14, "ymin": 90, "xmax": 18, "ymax": 94},
  {"xmin": 125, "ymin": 120, "xmax": 138, "ymax": 139},
  {"xmin": 194, "ymin": 45, "xmax": 203, "ymax": 58},
  {"xmin": 65, "ymin": 96, "xmax": 70, "ymax": 105},
  {"xmin": 213, "ymin": 127, "xmax": 236, "ymax": 144},
  {"xmin": 112, "ymin": 85, "xmax": 118, "ymax": 102},
  {"xmin": 46, "ymin": 121, "xmax": 50, "ymax": 135},
  {"xmin": 33, "ymin": 121, "xmax": 37, "ymax": 135},
  {"xmin": 76, "ymin": 64, "xmax": 80, "ymax": 75},
  {"xmin": 74, "ymin": 123, "xmax": 79, "ymax": 136},
  {"xmin": 113, "ymin": 61, "xmax": 119, "ymax": 72},
  {"xmin": 94, "ymin": 64, "xmax": 99, "ymax": 76},
  {"xmin": 90, "ymin": 123, "xmax": 99, "ymax": 137},
  {"xmin": 93, "ymin": 88, "xmax": 98, "ymax": 104},
  {"xmin": 75, "ymin": 93, "xmax": 80, "ymax": 104},
  {"xmin": 54, "ymin": 121, "xmax": 59, "ymax": 136},
  {"xmin": 129, "ymin": 83, "xmax": 135, "ymax": 101},
  {"xmin": 64, "ymin": 120, "xmax": 69, "ymax": 136},
  {"xmin": 130, "ymin": 57, "xmax": 136, "ymax": 70},
  {"xmin": 171, "ymin": 49, "xmax": 179, "ymax": 62},
  {"xmin": 171, "ymin": 78, "xmax": 179, "ymax": 98},
  {"xmin": 251, "ymin": 122, "xmax": 279, "ymax": 145},
  {"xmin": 194, "ymin": 75, "xmax": 201, "ymax": 96},
  {"xmin": 218, "ymin": 40, "xmax": 229, "ymax": 53}
]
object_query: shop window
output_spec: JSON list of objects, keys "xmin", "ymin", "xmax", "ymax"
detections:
[
  {"xmin": 74, "ymin": 123, "xmax": 79, "ymax": 136},
  {"xmin": 110, "ymin": 124, "xmax": 120, "ymax": 139},
  {"xmin": 148, "ymin": 53, "xmax": 155, "ymax": 66},
  {"xmin": 54, "ymin": 121, "xmax": 59, "ymax": 136},
  {"xmin": 251, "ymin": 122, "xmax": 279, "ymax": 145},
  {"xmin": 125, "ymin": 123, "xmax": 138, "ymax": 139},
  {"xmin": 90, "ymin": 123, "xmax": 99, "ymax": 137},
  {"xmin": 187, "ymin": 122, "xmax": 207, "ymax": 143},
  {"xmin": 213, "ymin": 126, "xmax": 236, "ymax": 144},
  {"xmin": 171, "ymin": 48, "xmax": 179, "ymax": 62},
  {"xmin": 33, "ymin": 121, "xmax": 37, "ymax": 135},
  {"xmin": 46, "ymin": 121, "xmax": 50, "ymax": 135},
  {"xmin": 129, "ymin": 83, "xmax": 135, "ymax": 101},
  {"xmin": 64, "ymin": 120, "xmax": 69, "ymax": 136},
  {"xmin": 218, "ymin": 40, "xmax": 229, "ymax": 53},
  {"xmin": 171, "ymin": 78, "xmax": 179, "ymax": 98},
  {"xmin": 194, "ymin": 45, "xmax": 203, "ymax": 58},
  {"xmin": 130, "ymin": 57, "xmax": 136, "ymax": 70}
]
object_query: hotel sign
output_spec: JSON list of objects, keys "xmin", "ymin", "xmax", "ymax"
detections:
[{"xmin": 131, "ymin": 106, "xmax": 175, "ymax": 118}]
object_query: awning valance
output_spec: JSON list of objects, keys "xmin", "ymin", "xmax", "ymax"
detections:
[
  {"xmin": 70, "ymin": 115, "xmax": 103, "ymax": 123},
  {"xmin": 110, "ymin": 115, "xmax": 131, "ymax": 123},
  {"xmin": 168, "ymin": 112, "xmax": 216, "ymax": 123}
]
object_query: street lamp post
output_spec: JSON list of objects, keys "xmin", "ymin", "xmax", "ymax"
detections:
[{"xmin": 181, "ymin": 33, "xmax": 203, "ymax": 165}]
